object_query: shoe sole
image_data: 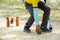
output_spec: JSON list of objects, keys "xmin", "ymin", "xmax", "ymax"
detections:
[{"xmin": 23, "ymin": 30, "xmax": 31, "ymax": 33}]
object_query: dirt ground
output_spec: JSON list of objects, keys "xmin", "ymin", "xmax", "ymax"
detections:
[
  {"xmin": 0, "ymin": 0, "xmax": 60, "ymax": 40},
  {"xmin": 0, "ymin": 18, "xmax": 60, "ymax": 40}
]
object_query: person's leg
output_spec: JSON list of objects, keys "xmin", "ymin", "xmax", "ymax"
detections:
[
  {"xmin": 38, "ymin": 1, "xmax": 51, "ymax": 32},
  {"xmin": 24, "ymin": 2, "xmax": 34, "ymax": 33},
  {"xmin": 44, "ymin": 0, "xmax": 46, "ymax": 3}
]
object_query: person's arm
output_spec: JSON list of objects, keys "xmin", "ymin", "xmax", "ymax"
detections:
[
  {"xmin": 32, "ymin": 0, "xmax": 40, "ymax": 25},
  {"xmin": 33, "ymin": 8, "xmax": 39, "ymax": 25}
]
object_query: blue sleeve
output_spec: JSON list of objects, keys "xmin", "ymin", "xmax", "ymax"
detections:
[{"xmin": 33, "ymin": 8, "xmax": 39, "ymax": 25}]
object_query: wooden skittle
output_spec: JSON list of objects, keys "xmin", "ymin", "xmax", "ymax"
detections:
[
  {"xmin": 16, "ymin": 17, "xmax": 19, "ymax": 26},
  {"xmin": 6, "ymin": 17, "xmax": 10, "ymax": 27},
  {"xmin": 10, "ymin": 18, "xmax": 14, "ymax": 24}
]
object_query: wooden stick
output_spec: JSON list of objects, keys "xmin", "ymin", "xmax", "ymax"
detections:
[
  {"xmin": 16, "ymin": 17, "xmax": 19, "ymax": 26},
  {"xmin": 6, "ymin": 17, "xmax": 10, "ymax": 27},
  {"xmin": 10, "ymin": 18, "xmax": 14, "ymax": 24}
]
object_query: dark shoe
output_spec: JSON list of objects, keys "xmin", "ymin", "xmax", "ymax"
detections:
[
  {"xmin": 24, "ymin": 28, "xmax": 31, "ymax": 33},
  {"xmin": 43, "ymin": 29, "xmax": 52, "ymax": 32},
  {"xmin": 41, "ymin": 27, "xmax": 52, "ymax": 32},
  {"xmin": 49, "ymin": 27, "xmax": 53, "ymax": 31}
]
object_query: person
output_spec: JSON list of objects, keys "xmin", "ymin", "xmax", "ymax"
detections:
[{"xmin": 23, "ymin": 0, "xmax": 51, "ymax": 33}]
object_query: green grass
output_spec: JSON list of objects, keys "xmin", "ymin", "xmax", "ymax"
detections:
[
  {"xmin": 0, "ymin": 0, "xmax": 60, "ymax": 10},
  {"xmin": 0, "ymin": 0, "xmax": 22, "ymax": 5},
  {"xmin": 0, "ymin": 0, "xmax": 60, "ymax": 22},
  {"xmin": 0, "ymin": 9, "xmax": 60, "ymax": 22},
  {"xmin": 0, "ymin": 38, "xmax": 2, "ymax": 40}
]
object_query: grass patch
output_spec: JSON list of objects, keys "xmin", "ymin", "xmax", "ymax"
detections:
[
  {"xmin": 0, "ymin": 38, "xmax": 2, "ymax": 40},
  {"xmin": 0, "ymin": 0, "xmax": 60, "ymax": 22}
]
